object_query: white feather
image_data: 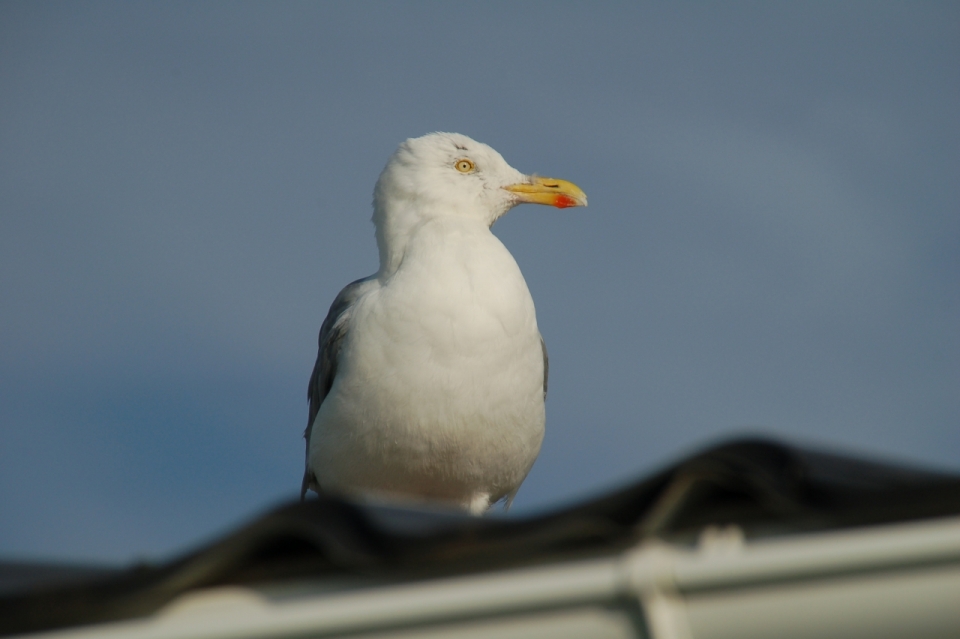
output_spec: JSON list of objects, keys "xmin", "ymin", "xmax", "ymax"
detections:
[{"xmin": 307, "ymin": 133, "xmax": 550, "ymax": 513}]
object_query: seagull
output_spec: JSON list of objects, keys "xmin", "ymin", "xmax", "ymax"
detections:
[{"xmin": 302, "ymin": 132, "xmax": 587, "ymax": 514}]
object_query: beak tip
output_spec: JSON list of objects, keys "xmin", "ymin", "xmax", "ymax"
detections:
[{"xmin": 554, "ymin": 193, "xmax": 587, "ymax": 209}]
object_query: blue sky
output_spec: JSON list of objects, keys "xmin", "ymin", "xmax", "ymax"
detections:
[{"xmin": 2, "ymin": 2, "xmax": 958, "ymax": 564}]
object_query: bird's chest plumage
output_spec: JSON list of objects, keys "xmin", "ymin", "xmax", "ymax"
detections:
[
  {"xmin": 311, "ymin": 221, "xmax": 545, "ymax": 504},
  {"xmin": 343, "ymin": 274, "xmax": 543, "ymax": 437},
  {"xmin": 358, "ymin": 222, "xmax": 540, "ymax": 391}
]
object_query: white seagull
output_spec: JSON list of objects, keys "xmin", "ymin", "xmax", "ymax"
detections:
[{"xmin": 302, "ymin": 132, "xmax": 587, "ymax": 514}]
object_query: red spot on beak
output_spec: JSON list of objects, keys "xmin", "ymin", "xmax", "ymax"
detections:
[{"xmin": 553, "ymin": 194, "xmax": 577, "ymax": 209}]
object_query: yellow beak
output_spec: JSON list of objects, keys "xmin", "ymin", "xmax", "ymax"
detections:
[{"xmin": 503, "ymin": 176, "xmax": 588, "ymax": 209}]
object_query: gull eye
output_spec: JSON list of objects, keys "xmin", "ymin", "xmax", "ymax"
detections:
[{"xmin": 454, "ymin": 159, "xmax": 476, "ymax": 173}]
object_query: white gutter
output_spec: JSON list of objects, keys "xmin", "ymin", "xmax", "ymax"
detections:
[{"xmin": 18, "ymin": 515, "xmax": 960, "ymax": 639}]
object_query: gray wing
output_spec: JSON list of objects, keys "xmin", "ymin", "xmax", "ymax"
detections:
[
  {"xmin": 301, "ymin": 275, "xmax": 376, "ymax": 500},
  {"xmin": 540, "ymin": 335, "xmax": 549, "ymax": 399}
]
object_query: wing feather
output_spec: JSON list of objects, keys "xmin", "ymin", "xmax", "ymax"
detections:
[
  {"xmin": 301, "ymin": 276, "xmax": 376, "ymax": 499},
  {"xmin": 540, "ymin": 335, "xmax": 549, "ymax": 399}
]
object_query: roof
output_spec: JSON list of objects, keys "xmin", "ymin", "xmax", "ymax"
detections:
[{"xmin": 3, "ymin": 437, "xmax": 960, "ymax": 636}]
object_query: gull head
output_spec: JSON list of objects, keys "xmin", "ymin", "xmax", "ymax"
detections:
[{"xmin": 372, "ymin": 132, "xmax": 587, "ymax": 273}]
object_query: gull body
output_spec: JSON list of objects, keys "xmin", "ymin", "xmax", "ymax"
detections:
[{"xmin": 303, "ymin": 133, "xmax": 586, "ymax": 514}]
